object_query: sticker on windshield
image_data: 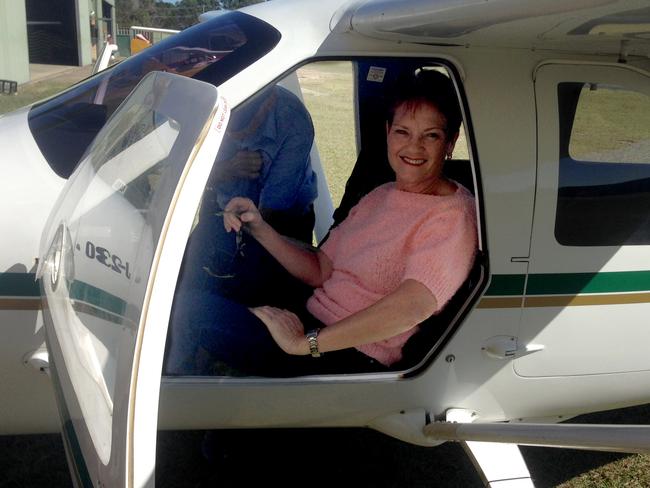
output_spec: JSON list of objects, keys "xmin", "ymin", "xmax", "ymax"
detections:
[
  {"xmin": 214, "ymin": 96, "xmax": 229, "ymax": 135},
  {"xmin": 367, "ymin": 66, "xmax": 386, "ymax": 83}
]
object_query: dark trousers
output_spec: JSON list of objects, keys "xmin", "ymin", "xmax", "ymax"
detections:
[
  {"xmin": 166, "ymin": 288, "xmax": 387, "ymax": 377},
  {"xmin": 174, "ymin": 205, "xmax": 315, "ymax": 307},
  {"xmin": 164, "ymin": 208, "xmax": 387, "ymax": 376}
]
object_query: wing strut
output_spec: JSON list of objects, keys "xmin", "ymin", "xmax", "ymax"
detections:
[{"xmin": 425, "ymin": 421, "xmax": 650, "ymax": 454}]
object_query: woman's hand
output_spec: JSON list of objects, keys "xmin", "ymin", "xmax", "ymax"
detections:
[
  {"xmin": 223, "ymin": 198, "xmax": 327, "ymax": 288},
  {"xmin": 223, "ymin": 197, "xmax": 265, "ymax": 235},
  {"xmin": 250, "ymin": 306, "xmax": 309, "ymax": 355}
]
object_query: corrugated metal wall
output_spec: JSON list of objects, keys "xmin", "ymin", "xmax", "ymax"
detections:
[
  {"xmin": 0, "ymin": 0, "xmax": 30, "ymax": 84},
  {"xmin": 26, "ymin": 0, "xmax": 79, "ymax": 65}
]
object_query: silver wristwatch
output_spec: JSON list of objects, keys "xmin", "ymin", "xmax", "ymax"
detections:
[{"xmin": 306, "ymin": 329, "xmax": 321, "ymax": 358}]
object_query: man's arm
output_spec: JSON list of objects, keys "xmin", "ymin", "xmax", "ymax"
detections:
[{"xmin": 223, "ymin": 197, "xmax": 332, "ymax": 287}]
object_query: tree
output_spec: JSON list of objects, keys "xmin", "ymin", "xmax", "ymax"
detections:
[
  {"xmin": 116, "ymin": 0, "xmax": 157, "ymax": 27},
  {"xmin": 117, "ymin": 0, "xmax": 265, "ymax": 31},
  {"xmin": 220, "ymin": 0, "xmax": 265, "ymax": 8}
]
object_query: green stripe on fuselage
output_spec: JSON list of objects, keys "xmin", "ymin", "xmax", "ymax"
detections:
[
  {"xmin": 484, "ymin": 274, "xmax": 526, "ymax": 296},
  {"xmin": 0, "ymin": 272, "xmax": 128, "ymax": 319},
  {"xmin": 526, "ymin": 271, "xmax": 650, "ymax": 295},
  {"xmin": 0, "ymin": 272, "xmax": 39, "ymax": 297},
  {"xmin": 484, "ymin": 271, "xmax": 650, "ymax": 297}
]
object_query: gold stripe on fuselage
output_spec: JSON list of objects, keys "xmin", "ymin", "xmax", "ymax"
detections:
[
  {"xmin": 477, "ymin": 292, "xmax": 650, "ymax": 308},
  {"xmin": 0, "ymin": 298, "xmax": 42, "ymax": 310},
  {"xmin": 523, "ymin": 292, "xmax": 650, "ymax": 308},
  {"xmin": 3, "ymin": 293, "xmax": 650, "ymax": 313}
]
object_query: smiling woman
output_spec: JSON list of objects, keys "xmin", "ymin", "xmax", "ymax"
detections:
[
  {"xmin": 165, "ymin": 63, "xmax": 479, "ymax": 377},
  {"xmin": 385, "ymin": 70, "xmax": 462, "ymax": 195}
]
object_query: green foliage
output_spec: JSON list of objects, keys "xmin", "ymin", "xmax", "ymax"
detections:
[
  {"xmin": 116, "ymin": 0, "xmax": 265, "ymax": 30},
  {"xmin": 220, "ymin": 0, "xmax": 263, "ymax": 7}
]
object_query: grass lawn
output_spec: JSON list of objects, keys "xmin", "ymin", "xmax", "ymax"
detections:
[
  {"xmin": 0, "ymin": 81, "xmax": 71, "ymax": 115},
  {"xmin": 3, "ymin": 62, "xmax": 650, "ymax": 487},
  {"xmin": 298, "ymin": 61, "xmax": 358, "ymax": 208},
  {"xmin": 0, "ymin": 66, "xmax": 93, "ymax": 116},
  {"xmin": 571, "ymin": 87, "xmax": 650, "ymax": 162}
]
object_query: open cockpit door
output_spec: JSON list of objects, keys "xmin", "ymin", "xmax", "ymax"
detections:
[{"xmin": 39, "ymin": 71, "xmax": 228, "ymax": 487}]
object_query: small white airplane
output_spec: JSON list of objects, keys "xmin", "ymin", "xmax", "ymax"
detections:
[{"xmin": 1, "ymin": 0, "xmax": 650, "ymax": 486}]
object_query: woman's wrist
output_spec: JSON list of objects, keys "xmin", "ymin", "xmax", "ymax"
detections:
[
  {"xmin": 291, "ymin": 335, "xmax": 311, "ymax": 356},
  {"xmin": 283, "ymin": 328, "xmax": 312, "ymax": 356}
]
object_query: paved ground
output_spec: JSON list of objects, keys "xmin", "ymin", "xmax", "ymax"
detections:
[{"xmin": 26, "ymin": 64, "xmax": 91, "ymax": 85}]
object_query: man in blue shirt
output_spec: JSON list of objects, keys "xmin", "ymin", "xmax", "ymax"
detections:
[
  {"xmin": 212, "ymin": 85, "xmax": 317, "ymax": 223},
  {"xmin": 166, "ymin": 84, "xmax": 318, "ymax": 374},
  {"xmin": 196, "ymin": 84, "xmax": 318, "ymax": 285}
]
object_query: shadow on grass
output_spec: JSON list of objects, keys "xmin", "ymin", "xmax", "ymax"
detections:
[{"xmin": 522, "ymin": 404, "xmax": 650, "ymax": 488}]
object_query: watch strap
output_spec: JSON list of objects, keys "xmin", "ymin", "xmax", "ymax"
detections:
[{"xmin": 306, "ymin": 329, "xmax": 321, "ymax": 358}]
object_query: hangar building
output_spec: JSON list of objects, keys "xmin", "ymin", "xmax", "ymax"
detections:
[{"xmin": 0, "ymin": 0, "xmax": 116, "ymax": 85}]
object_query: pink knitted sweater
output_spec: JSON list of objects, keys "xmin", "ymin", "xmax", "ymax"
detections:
[{"xmin": 306, "ymin": 182, "xmax": 477, "ymax": 366}]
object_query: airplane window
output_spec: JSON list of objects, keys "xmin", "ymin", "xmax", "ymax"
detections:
[
  {"xmin": 556, "ymin": 82, "xmax": 650, "ymax": 246},
  {"xmin": 568, "ymin": 84, "xmax": 650, "ymax": 164},
  {"xmin": 297, "ymin": 61, "xmax": 357, "ymax": 210},
  {"xmin": 166, "ymin": 60, "xmax": 481, "ymax": 378},
  {"xmin": 27, "ymin": 11, "xmax": 280, "ymax": 179}
]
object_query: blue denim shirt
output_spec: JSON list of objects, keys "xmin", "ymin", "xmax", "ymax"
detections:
[{"xmin": 215, "ymin": 85, "xmax": 317, "ymax": 215}]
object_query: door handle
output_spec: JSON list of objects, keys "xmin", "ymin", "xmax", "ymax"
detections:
[{"xmin": 482, "ymin": 335, "xmax": 544, "ymax": 360}]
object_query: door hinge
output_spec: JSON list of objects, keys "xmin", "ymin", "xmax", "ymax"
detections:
[{"xmin": 23, "ymin": 347, "xmax": 50, "ymax": 375}]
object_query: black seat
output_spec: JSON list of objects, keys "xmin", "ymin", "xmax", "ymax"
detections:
[
  {"xmin": 393, "ymin": 252, "xmax": 485, "ymax": 371},
  {"xmin": 332, "ymin": 150, "xmax": 475, "ymax": 228}
]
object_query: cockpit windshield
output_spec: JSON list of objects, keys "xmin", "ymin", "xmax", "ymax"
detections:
[{"xmin": 28, "ymin": 10, "xmax": 280, "ymax": 179}]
